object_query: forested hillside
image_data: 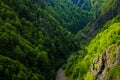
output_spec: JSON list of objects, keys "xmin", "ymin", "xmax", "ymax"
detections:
[
  {"xmin": 45, "ymin": 0, "xmax": 93, "ymax": 34},
  {"xmin": 65, "ymin": 0, "xmax": 120, "ymax": 80},
  {"xmin": 0, "ymin": 0, "xmax": 79, "ymax": 80},
  {"xmin": 1, "ymin": 0, "xmax": 120, "ymax": 80}
]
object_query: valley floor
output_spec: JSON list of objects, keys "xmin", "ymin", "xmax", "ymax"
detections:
[{"xmin": 56, "ymin": 68, "xmax": 67, "ymax": 80}]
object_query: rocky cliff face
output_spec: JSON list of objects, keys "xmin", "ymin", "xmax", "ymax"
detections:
[
  {"xmin": 90, "ymin": 46, "xmax": 120, "ymax": 80},
  {"xmin": 64, "ymin": 0, "xmax": 120, "ymax": 80},
  {"xmin": 76, "ymin": 0, "xmax": 120, "ymax": 43},
  {"xmin": 86, "ymin": 0, "xmax": 120, "ymax": 36}
]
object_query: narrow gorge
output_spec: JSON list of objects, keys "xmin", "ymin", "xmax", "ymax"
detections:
[{"xmin": 0, "ymin": 0, "xmax": 120, "ymax": 80}]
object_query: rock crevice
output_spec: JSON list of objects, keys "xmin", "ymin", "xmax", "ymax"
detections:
[{"xmin": 90, "ymin": 46, "xmax": 120, "ymax": 80}]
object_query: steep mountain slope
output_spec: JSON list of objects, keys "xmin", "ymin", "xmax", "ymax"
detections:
[
  {"xmin": 44, "ymin": 0, "xmax": 93, "ymax": 34},
  {"xmin": 0, "ymin": 0, "xmax": 79, "ymax": 80},
  {"xmin": 1, "ymin": 0, "xmax": 120, "ymax": 80},
  {"xmin": 72, "ymin": 0, "xmax": 113, "ymax": 14},
  {"xmin": 65, "ymin": 0, "xmax": 120, "ymax": 80},
  {"xmin": 72, "ymin": 0, "xmax": 91, "ymax": 11},
  {"xmin": 76, "ymin": 0, "xmax": 119, "ymax": 42}
]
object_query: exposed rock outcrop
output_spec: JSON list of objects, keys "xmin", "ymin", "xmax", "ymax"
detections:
[
  {"xmin": 90, "ymin": 46, "xmax": 120, "ymax": 80},
  {"xmin": 77, "ymin": 0, "xmax": 120, "ymax": 42}
]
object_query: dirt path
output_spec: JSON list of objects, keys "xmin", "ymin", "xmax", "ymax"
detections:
[{"xmin": 56, "ymin": 68, "xmax": 67, "ymax": 80}]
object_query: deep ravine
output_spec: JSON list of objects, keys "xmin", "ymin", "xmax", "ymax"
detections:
[{"xmin": 56, "ymin": 68, "xmax": 67, "ymax": 80}]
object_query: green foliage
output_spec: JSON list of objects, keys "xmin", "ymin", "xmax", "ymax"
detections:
[
  {"xmin": 88, "ymin": 23, "xmax": 120, "ymax": 55},
  {"xmin": 0, "ymin": 55, "xmax": 44, "ymax": 80},
  {"xmin": 108, "ymin": 62, "xmax": 120, "ymax": 80},
  {"xmin": 65, "ymin": 14, "xmax": 120, "ymax": 80},
  {"xmin": 17, "ymin": 70, "xmax": 27, "ymax": 80},
  {"xmin": 72, "ymin": 0, "xmax": 114, "ymax": 16},
  {"xmin": 2, "ymin": 0, "xmax": 119, "ymax": 80},
  {"xmin": 84, "ymin": 72, "xmax": 94, "ymax": 80},
  {"xmin": 45, "ymin": 0, "xmax": 93, "ymax": 34},
  {"xmin": 0, "ymin": 0, "xmax": 79, "ymax": 80}
]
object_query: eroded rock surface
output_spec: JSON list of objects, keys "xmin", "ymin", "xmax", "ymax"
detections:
[{"xmin": 90, "ymin": 46, "xmax": 120, "ymax": 80}]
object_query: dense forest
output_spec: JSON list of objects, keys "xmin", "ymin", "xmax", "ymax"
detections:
[
  {"xmin": 0, "ymin": 0, "xmax": 120, "ymax": 80},
  {"xmin": 65, "ymin": 0, "xmax": 120, "ymax": 80},
  {"xmin": 0, "ymin": 0, "xmax": 79, "ymax": 80}
]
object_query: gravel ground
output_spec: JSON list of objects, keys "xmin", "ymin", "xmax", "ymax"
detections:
[{"xmin": 56, "ymin": 68, "xmax": 67, "ymax": 80}]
